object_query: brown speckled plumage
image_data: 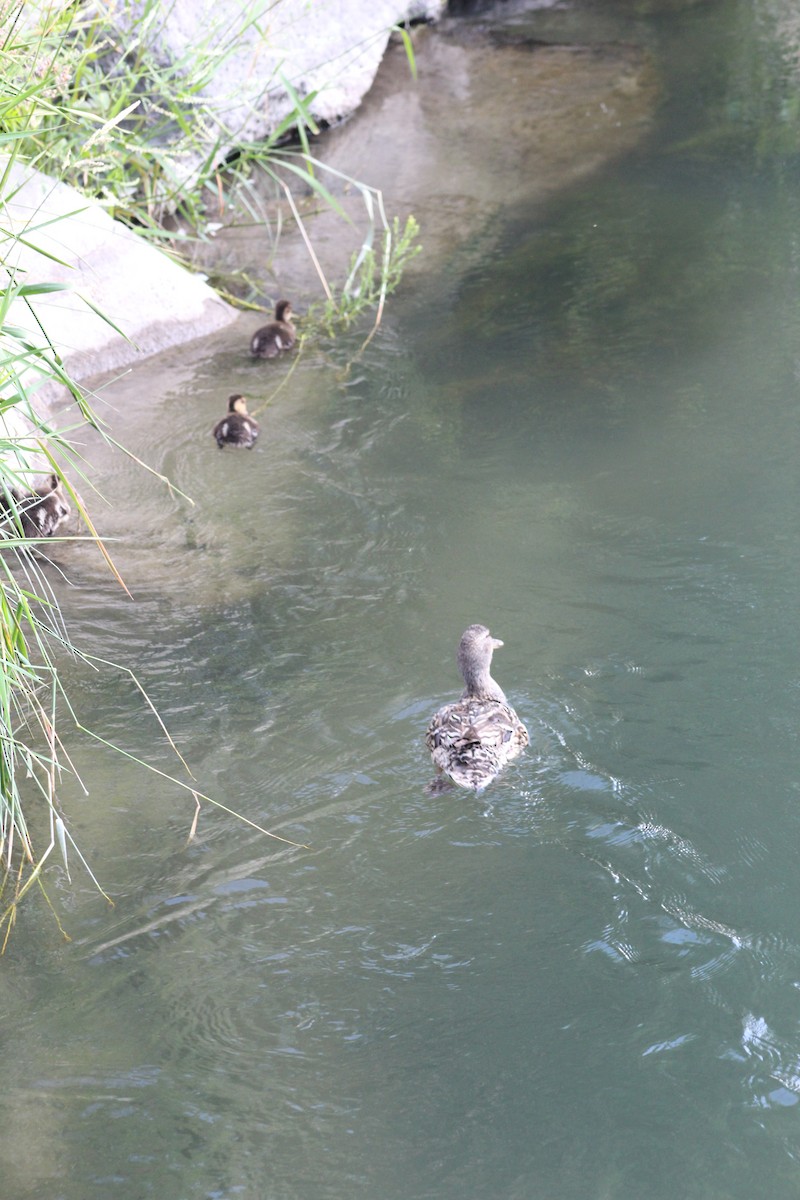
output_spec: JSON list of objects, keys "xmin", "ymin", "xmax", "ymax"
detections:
[{"xmin": 426, "ymin": 624, "xmax": 528, "ymax": 792}]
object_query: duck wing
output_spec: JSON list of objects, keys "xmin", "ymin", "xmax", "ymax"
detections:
[{"xmin": 426, "ymin": 699, "xmax": 528, "ymax": 791}]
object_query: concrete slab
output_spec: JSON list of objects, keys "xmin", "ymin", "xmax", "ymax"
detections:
[{"xmin": 0, "ymin": 159, "xmax": 238, "ymax": 409}]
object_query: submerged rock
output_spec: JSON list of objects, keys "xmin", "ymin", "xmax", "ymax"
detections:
[
  {"xmin": 211, "ymin": 19, "xmax": 657, "ymax": 299},
  {"xmin": 95, "ymin": 0, "xmax": 447, "ymax": 177}
]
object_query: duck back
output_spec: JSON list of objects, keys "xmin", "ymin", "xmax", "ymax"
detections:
[
  {"xmin": 250, "ymin": 300, "xmax": 296, "ymax": 359},
  {"xmin": 426, "ymin": 697, "xmax": 528, "ymax": 791},
  {"xmin": 213, "ymin": 411, "xmax": 259, "ymax": 448}
]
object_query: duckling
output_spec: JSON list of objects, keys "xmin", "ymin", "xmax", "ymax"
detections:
[
  {"xmin": 426, "ymin": 623, "xmax": 529, "ymax": 792},
  {"xmin": 2, "ymin": 473, "xmax": 71, "ymax": 539},
  {"xmin": 212, "ymin": 394, "xmax": 260, "ymax": 449},
  {"xmin": 250, "ymin": 299, "xmax": 296, "ymax": 359}
]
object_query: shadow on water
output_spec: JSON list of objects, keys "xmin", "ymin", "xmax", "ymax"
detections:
[{"xmin": 6, "ymin": 1, "xmax": 800, "ymax": 1198}]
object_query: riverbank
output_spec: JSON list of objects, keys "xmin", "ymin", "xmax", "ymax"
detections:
[{"xmin": 5, "ymin": 4, "xmax": 656, "ymax": 414}]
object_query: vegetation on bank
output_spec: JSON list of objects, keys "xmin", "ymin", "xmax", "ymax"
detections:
[
  {"xmin": 5, "ymin": 1, "xmax": 420, "ymax": 326},
  {"xmin": 0, "ymin": 0, "xmax": 420, "ymax": 940}
]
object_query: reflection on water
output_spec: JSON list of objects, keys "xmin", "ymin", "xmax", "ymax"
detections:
[{"xmin": 6, "ymin": 2, "xmax": 800, "ymax": 1198}]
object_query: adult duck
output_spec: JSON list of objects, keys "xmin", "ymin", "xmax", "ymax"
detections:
[
  {"xmin": 426, "ymin": 624, "xmax": 528, "ymax": 792},
  {"xmin": 212, "ymin": 394, "xmax": 260, "ymax": 448},
  {"xmin": 250, "ymin": 299, "xmax": 296, "ymax": 359}
]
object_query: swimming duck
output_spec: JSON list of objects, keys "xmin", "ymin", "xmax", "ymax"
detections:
[
  {"xmin": 212, "ymin": 394, "xmax": 260, "ymax": 448},
  {"xmin": 2, "ymin": 473, "xmax": 71, "ymax": 538},
  {"xmin": 250, "ymin": 299, "xmax": 296, "ymax": 359},
  {"xmin": 426, "ymin": 624, "xmax": 529, "ymax": 792}
]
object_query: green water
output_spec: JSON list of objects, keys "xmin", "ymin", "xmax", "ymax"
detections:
[{"xmin": 6, "ymin": 1, "xmax": 800, "ymax": 1197}]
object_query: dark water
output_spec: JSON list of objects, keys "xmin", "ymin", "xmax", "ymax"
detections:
[{"xmin": 6, "ymin": 2, "xmax": 800, "ymax": 1197}]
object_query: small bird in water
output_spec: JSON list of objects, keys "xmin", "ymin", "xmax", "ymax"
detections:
[
  {"xmin": 426, "ymin": 623, "xmax": 529, "ymax": 792},
  {"xmin": 1, "ymin": 473, "xmax": 71, "ymax": 539},
  {"xmin": 212, "ymin": 394, "xmax": 260, "ymax": 448},
  {"xmin": 250, "ymin": 299, "xmax": 296, "ymax": 359}
]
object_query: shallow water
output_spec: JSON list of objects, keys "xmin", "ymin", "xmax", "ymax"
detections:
[{"xmin": 6, "ymin": 1, "xmax": 800, "ymax": 1197}]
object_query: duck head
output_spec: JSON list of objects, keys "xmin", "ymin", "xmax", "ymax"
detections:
[{"xmin": 457, "ymin": 624, "xmax": 506, "ymax": 701}]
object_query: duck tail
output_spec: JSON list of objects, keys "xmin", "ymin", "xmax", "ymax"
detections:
[{"xmin": 447, "ymin": 755, "xmax": 501, "ymax": 792}]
